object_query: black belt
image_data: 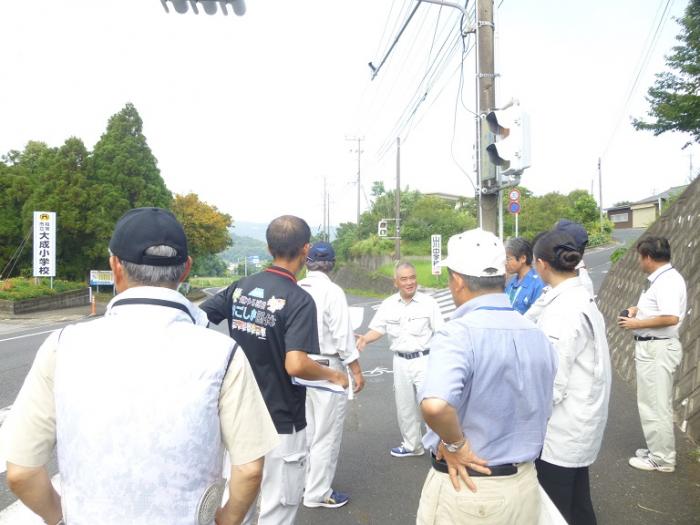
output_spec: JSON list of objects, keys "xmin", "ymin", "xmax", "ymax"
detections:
[
  {"xmin": 634, "ymin": 335, "xmax": 670, "ymax": 341},
  {"xmin": 431, "ymin": 453, "xmax": 517, "ymax": 477},
  {"xmin": 396, "ymin": 350, "xmax": 430, "ymax": 359}
]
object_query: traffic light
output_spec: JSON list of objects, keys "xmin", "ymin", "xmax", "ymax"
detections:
[
  {"xmin": 160, "ymin": 0, "xmax": 247, "ymax": 16},
  {"xmin": 377, "ymin": 220, "xmax": 388, "ymax": 237},
  {"xmin": 484, "ymin": 106, "xmax": 531, "ymax": 176}
]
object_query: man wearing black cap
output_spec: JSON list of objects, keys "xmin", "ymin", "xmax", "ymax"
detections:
[
  {"xmin": 298, "ymin": 241, "xmax": 364, "ymax": 510},
  {"xmin": 202, "ymin": 216, "xmax": 349, "ymax": 525},
  {"xmin": 2, "ymin": 207, "xmax": 279, "ymax": 525}
]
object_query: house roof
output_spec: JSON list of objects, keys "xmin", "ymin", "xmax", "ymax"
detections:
[{"xmin": 632, "ymin": 185, "xmax": 688, "ymax": 205}]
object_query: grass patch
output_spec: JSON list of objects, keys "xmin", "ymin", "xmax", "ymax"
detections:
[
  {"xmin": 188, "ymin": 276, "xmax": 239, "ymax": 288},
  {"xmin": 377, "ymin": 260, "xmax": 448, "ymax": 289},
  {"xmin": 0, "ymin": 278, "xmax": 85, "ymax": 301},
  {"xmin": 343, "ymin": 288, "xmax": 387, "ymax": 299}
]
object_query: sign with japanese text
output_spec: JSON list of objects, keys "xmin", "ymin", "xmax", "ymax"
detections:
[
  {"xmin": 431, "ymin": 234, "xmax": 442, "ymax": 276},
  {"xmin": 33, "ymin": 211, "xmax": 56, "ymax": 277},
  {"xmin": 89, "ymin": 270, "xmax": 114, "ymax": 286}
]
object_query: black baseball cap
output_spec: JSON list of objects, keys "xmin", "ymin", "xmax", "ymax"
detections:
[
  {"xmin": 109, "ymin": 208, "xmax": 189, "ymax": 266},
  {"xmin": 554, "ymin": 219, "xmax": 588, "ymax": 253},
  {"xmin": 307, "ymin": 241, "xmax": 336, "ymax": 262}
]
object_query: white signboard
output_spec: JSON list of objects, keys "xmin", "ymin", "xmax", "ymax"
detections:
[
  {"xmin": 89, "ymin": 270, "xmax": 114, "ymax": 286},
  {"xmin": 431, "ymin": 234, "xmax": 442, "ymax": 276},
  {"xmin": 33, "ymin": 211, "xmax": 56, "ymax": 277}
]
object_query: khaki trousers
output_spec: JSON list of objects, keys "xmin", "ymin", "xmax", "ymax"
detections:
[
  {"xmin": 635, "ymin": 338, "xmax": 683, "ymax": 465},
  {"xmin": 416, "ymin": 462, "xmax": 540, "ymax": 525}
]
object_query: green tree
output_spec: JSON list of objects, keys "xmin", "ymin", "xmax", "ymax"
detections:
[
  {"xmin": 191, "ymin": 253, "xmax": 228, "ymax": 277},
  {"xmin": 172, "ymin": 193, "xmax": 233, "ymax": 259},
  {"xmin": 634, "ymin": 1, "xmax": 700, "ymax": 146}
]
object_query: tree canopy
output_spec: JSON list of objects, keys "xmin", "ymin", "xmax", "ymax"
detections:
[
  {"xmin": 634, "ymin": 0, "xmax": 700, "ymax": 146},
  {"xmin": 0, "ymin": 104, "xmax": 231, "ymax": 280}
]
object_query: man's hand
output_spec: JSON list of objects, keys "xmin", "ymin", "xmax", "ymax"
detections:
[
  {"xmin": 436, "ymin": 441, "xmax": 490, "ymax": 493},
  {"xmin": 330, "ymin": 370, "xmax": 350, "ymax": 389},
  {"xmin": 356, "ymin": 334, "xmax": 368, "ymax": 352},
  {"xmin": 617, "ymin": 316, "xmax": 641, "ymax": 330},
  {"xmin": 352, "ymin": 371, "xmax": 365, "ymax": 393},
  {"xmin": 626, "ymin": 306, "xmax": 639, "ymax": 317}
]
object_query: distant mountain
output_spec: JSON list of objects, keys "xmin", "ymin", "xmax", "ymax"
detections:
[
  {"xmin": 233, "ymin": 221, "xmax": 268, "ymax": 242},
  {"xmin": 219, "ymin": 232, "xmax": 271, "ymax": 263}
]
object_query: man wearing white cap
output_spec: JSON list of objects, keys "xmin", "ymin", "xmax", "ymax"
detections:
[{"xmin": 417, "ymin": 228, "xmax": 558, "ymax": 524}]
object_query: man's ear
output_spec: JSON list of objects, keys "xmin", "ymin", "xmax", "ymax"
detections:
[{"xmin": 179, "ymin": 256, "xmax": 193, "ymax": 283}]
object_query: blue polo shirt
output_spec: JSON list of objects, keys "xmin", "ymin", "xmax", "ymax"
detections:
[
  {"xmin": 505, "ymin": 268, "xmax": 545, "ymax": 314},
  {"xmin": 420, "ymin": 293, "xmax": 558, "ymax": 465}
]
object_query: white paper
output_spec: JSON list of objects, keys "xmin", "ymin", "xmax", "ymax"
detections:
[{"xmin": 292, "ymin": 377, "xmax": 346, "ymax": 395}]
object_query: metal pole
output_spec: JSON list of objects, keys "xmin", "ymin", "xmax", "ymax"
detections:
[
  {"xmin": 396, "ymin": 137, "xmax": 401, "ymax": 261},
  {"xmin": 357, "ymin": 138, "xmax": 361, "ymax": 225},
  {"xmin": 515, "ymin": 212, "xmax": 519, "ymax": 237},
  {"xmin": 323, "ymin": 176, "xmax": 327, "ymax": 241},
  {"xmin": 598, "ymin": 157, "xmax": 603, "ymax": 227}
]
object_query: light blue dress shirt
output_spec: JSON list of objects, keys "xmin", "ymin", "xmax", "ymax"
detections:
[
  {"xmin": 420, "ymin": 293, "xmax": 558, "ymax": 465},
  {"xmin": 505, "ymin": 267, "xmax": 545, "ymax": 314}
]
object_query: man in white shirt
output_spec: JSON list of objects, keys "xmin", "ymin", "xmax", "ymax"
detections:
[
  {"xmin": 298, "ymin": 242, "xmax": 364, "ymax": 509},
  {"xmin": 618, "ymin": 236, "xmax": 687, "ymax": 473},
  {"xmin": 357, "ymin": 262, "xmax": 444, "ymax": 457}
]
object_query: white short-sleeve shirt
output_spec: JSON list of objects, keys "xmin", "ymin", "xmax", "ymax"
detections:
[{"xmin": 635, "ymin": 263, "xmax": 687, "ymax": 338}]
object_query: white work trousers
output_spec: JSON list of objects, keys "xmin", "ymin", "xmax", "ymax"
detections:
[
  {"xmin": 303, "ymin": 358, "xmax": 348, "ymax": 504},
  {"xmin": 393, "ymin": 353, "xmax": 427, "ymax": 453},
  {"xmin": 242, "ymin": 428, "xmax": 307, "ymax": 525},
  {"xmin": 635, "ymin": 338, "xmax": 683, "ymax": 465}
]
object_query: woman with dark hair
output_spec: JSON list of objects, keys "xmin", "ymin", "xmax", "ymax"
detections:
[
  {"xmin": 504, "ymin": 237, "xmax": 545, "ymax": 314},
  {"xmin": 532, "ymin": 230, "xmax": 611, "ymax": 525}
]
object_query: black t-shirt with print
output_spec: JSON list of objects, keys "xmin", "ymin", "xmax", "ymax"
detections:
[{"xmin": 202, "ymin": 266, "xmax": 320, "ymax": 434}]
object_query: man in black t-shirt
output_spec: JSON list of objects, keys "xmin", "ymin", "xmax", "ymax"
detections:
[{"xmin": 202, "ymin": 215, "xmax": 348, "ymax": 525}]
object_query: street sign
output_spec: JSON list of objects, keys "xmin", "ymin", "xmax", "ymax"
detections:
[
  {"xmin": 89, "ymin": 270, "xmax": 114, "ymax": 286},
  {"xmin": 33, "ymin": 211, "xmax": 56, "ymax": 277},
  {"xmin": 508, "ymin": 189, "xmax": 521, "ymax": 201},
  {"xmin": 508, "ymin": 201, "xmax": 521, "ymax": 214},
  {"xmin": 431, "ymin": 234, "xmax": 442, "ymax": 276}
]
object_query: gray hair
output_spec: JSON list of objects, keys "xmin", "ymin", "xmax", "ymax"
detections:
[
  {"xmin": 394, "ymin": 261, "xmax": 416, "ymax": 278},
  {"xmin": 306, "ymin": 260, "xmax": 335, "ymax": 273},
  {"xmin": 120, "ymin": 245, "xmax": 187, "ymax": 287},
  {"xmin": 448, "ymin": 268, "xmax": 505, "ymax": 292}
]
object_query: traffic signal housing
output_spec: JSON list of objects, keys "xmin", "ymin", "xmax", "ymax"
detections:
[
  {"xmin": 484, "ymin": 106, "xmax": 531, "ymax": 176},
  {"xmin": 377, "ymin": 220, "xmax": 388, "ymax": 237}
]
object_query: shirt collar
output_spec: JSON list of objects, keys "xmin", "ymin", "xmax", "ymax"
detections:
[
  {"xmin": 306, "ymin": 270, "xmax": 331, "ymax": 282},
  {"xmin": 647, "ymin": 263, "xmax": 672, "ymax": 282},
  {"xmin": 452, "ymin": 292, "xmax": 511, "ymax": 319},
  {"xmin": 395, "ymin": 291, "xmax": 422, "ymax": 304},
  {"xmin": 106, "ymin": 286, "xmax": 190, "ymax": 313},
  {"xmin": 266, "ymin": 265, "xmax": 297, "ymax": 282},
  {"xmin": 512, "ymin": 268, "xmax": 539, "ymax": 289},
  {"xmin": 535, "ymin": 276, "xmax": 581, "ymax": 306}
]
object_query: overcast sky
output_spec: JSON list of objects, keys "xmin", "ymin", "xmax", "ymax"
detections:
[{"xmin": 0, "ymin": 0, "xmax": 696, "ymax": 233}]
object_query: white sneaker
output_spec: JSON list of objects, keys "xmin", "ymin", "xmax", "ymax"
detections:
[
  {"xmin": 628, "ymin": 455, "xmax": 675, "ymax": 473},
  {"xmin": 635, "ymin": 448, "xmax": 650, "ymax": 458}
]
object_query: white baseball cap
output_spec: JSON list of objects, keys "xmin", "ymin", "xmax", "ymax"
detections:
[{"xmin": 440, "ymin": 228, "xmax": 506, "ymax": 277}]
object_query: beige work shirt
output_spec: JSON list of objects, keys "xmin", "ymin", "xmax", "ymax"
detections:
[
  {"xmin": 1, "ymin": 332, "xmax": 278, "ymax": 469},
  {"xmin": 369, "ymin": 291, "xmax": 444, "ymax": 353}
]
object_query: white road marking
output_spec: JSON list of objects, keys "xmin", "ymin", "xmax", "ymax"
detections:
[
  {"xmin": 0, "ymin": 475, "xmax": 60, "ymax": 524},
  {"xmin": 0, "ymin": 329, "xmax": 59, "ymax": 344}
]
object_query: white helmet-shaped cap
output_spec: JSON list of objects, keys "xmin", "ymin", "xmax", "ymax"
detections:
[{"xmin": 440, "ymin": 228, "xmax": 506, "ymax": 277}]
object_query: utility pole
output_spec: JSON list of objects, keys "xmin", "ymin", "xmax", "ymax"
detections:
[
  {"xmin": 326, "ymin": 193, "xmax": 331, "ymax": 240},
  {"xmin": 322, "ymin": 176, "xmax": 327, "ymax": 241},
  {"xmin": 477, "ymin": 0, "xmax": 498, "ymax": 234},
  {"xmin": 395, "ymin": 137, "xmax": 401, "ymax": 260},
  {"xmin": 346, "ymin": 137, "xmax": 364, "ymax": 224},
  {"xmin": 598, "ymin": 157, "xmax": 604, "ymax": 227}
]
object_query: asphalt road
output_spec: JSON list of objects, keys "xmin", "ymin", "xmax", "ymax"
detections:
[{"xmin": 1, "ymin": 228, "xmax": 698, "ymax": 523}]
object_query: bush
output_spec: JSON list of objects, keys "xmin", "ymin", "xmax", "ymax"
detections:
[
  {"xmin": 349, "ymin": 235, "xmax": 394, "ymax": 257},
  {"xmin": 0, "ymin": 278, "xmax": 85, "ymax": 301}
]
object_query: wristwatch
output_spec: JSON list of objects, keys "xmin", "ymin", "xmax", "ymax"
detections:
[{"xmin": 441, "ymin": 438, "xmax": 466, "ymax": 453}]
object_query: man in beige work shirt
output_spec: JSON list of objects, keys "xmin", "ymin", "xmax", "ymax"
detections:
[
  {"xmin": 357, "ymin": 262, "xmax": 444, "ymax": 457},
  {"xmin": 0, "ymin": 208, "xmax": 279, "ymax": 525}
]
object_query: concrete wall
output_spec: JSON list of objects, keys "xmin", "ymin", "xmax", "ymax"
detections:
[
  {"xmin": 0, "ymin": 288, "xmax": 90, "ymax": 315},
  {"xmin": 332, "ymin": 264, "xmax": 395, "ymax": 296},
  {"xmin": 597, "ymin": 176, "xmax": 700, "ymax": 442}
]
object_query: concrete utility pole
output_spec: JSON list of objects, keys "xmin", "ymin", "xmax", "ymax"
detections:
[
  {"xmin": 322, "ymin": 176, "xmax": 327, "ymax": 242},
  {"xmin": 346, "ymin": 137, "xmax": 364, "ymax": 224},
  {"xmin": 477, "ymin": 0, "xmax": 498, "ymax": 234},
  {"xmin": 395, "ymin": 137, "xmax": 401, "ymax": 261}
]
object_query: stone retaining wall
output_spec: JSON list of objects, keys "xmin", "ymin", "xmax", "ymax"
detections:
[
  {"xmin": 0, "ymin": 288, "xmax": 91, "ymax": 315},
  {"xmin": 597, "ymin": 176, "xmax": 700, "ymax": 442},
  {"xmin": 333, "ymin": 264, "xmax": 395, "ymax": 296}
]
